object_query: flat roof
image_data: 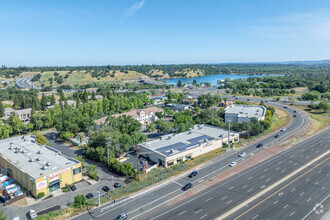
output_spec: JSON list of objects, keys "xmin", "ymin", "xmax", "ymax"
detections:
[
  {"xmin": 0, "ymin": 136, "xmax": 80, "ymax": 179},
  {"xmin": 139, "ymin": 124, "xmax": 238, "ymax": 157},
  {"xmin": 225, "ymin": 104, "xmax": 266, "ymax": 118}
]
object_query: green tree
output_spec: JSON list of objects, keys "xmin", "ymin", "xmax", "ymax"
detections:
[
  {"xmin": 0, "ymin": 102, "xmax": 4, "ymax": 117},
  {"xmin": 35, "ymin": 133, "xmax": 48, "ymax": 145},
  {"xmin": 40, "ymin": 93, "xmax": 47, "ymax": 110},
  {"xmin": 155, "ymin": 120, "xmax": 172, "ymax": 134},
  {"xmin": 319, "ymin": 102, "xmax": 330, "ymax": 112},
  {"xmin": 8, "ymin": 114, "xmax": 23, "ymax": 134},
  {"xmin": 31, "ymin": 111, "xmax": 44, "ymax": 130},
  {"xmin": 50, "ymin": 93, "xmax": 56, "ymax": 105},
  {"xmin": 177, "ymin": 80, "xmax": 183, "ymax": 87},
  {"xmin": 74, "ymin": 155, "xmax": 85, "ymax": 170},
  {"xmin": 73, "ymin": 194, "xmax": 87, "ymax": 208},
  {"xmin": 146, "ymin": 122, "xmax": 155, "ymax": 132}
]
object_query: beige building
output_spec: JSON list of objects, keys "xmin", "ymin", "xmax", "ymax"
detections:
[
  {"xmin": 1, "ymin": 108, "xmax": 32, "ymax": 124},
  {"xmin": 0, "ymin": 136, "xmax": 82, "ymax": 198},
  {"xmin": 138, "ymin": 124, "xmax": 239, "ymax": 167},
  {"xmin": 94, "ymin": 106, "xmax": 163, "ymax": 126},
  {"xmin": 225, "ymin": 104, "xmax": 266, "ymax": 123}
]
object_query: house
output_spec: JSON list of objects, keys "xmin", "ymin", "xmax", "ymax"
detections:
[
  {"xmin": 138, "ymin": 124, "xmax": 239, "ymax": 167},
  {"xmin": 94, "ymin": 106, "xmax": 163, "ymax": 126},
  {"xmin": 1, "ymin": 108, "xmax": 32, "ymax": 124},
  {"xmin": 165, "ymin": 104, "xmax": 190, "ymax": 112},
  {"xmin": 224, "ymin": 104, "xmax": 266, "ymax": 123}
]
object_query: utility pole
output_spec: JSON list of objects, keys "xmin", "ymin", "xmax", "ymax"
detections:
[{"xmin": 227, "ymin": 120, "xmax": 231, "ymax": 151}]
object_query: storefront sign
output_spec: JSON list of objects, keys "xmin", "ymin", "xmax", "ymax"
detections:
[
  {"xmin": 73, "ymin": 167, "xmax": 81, "ymax": 175},
  {"xmin": 49, "ymin": 175, "xmax": 59, "ymax": 181},
  {"xmin": 44, "ymin": 166, "xmax": 75, "ymax": 180},
  {"xmin": 36, "ymin": 180, "xmax": 47, "ymax": 189}
]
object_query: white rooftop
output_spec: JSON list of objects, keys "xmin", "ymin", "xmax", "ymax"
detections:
[
  {"xmin": 139, "ymin": 124, "xmax": 238, "ymax": 156},
  {"xmin": 225, "ymin": 104, "xmax": 266, "ymax": 118},
  {"xmin": 0, "ymin": 136, "xmax": 80, "ymax": 179}
]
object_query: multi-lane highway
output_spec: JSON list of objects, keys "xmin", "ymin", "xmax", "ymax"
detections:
[
  {"xmin": 16, "ymin": 76, "xmax": 42, "ymax": 90},
  {"xmin": 74, "ymin": 101, "xmax": 311, "ymax": 220}
]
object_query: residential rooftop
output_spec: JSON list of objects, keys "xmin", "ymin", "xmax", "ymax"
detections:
[
  {"xmin": 0, "ymin": 136, "xmax": 80, "ymax": 179},
  {"xmin": 225, "ymin": 104, "xmax": 266, "ymax": 118},
  {"xmin": 139, "ymin": 124, "xmax": 238, "ymax": 156}
]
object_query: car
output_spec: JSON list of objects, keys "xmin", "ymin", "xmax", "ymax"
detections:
[
  {"xmin": 235, "ymin": 97, "xmax": 239, "ymax": 100},
  {"xmin": 293, "ymin": 115, "xmax": 297, "ymax": 117},
  {"xmin": 102, "ymin": 186, "xmax": 110, "ymax": 192},
  {"xmin": 281, "ymin": 128, "xmax": 286, "ymax": 132},
  {"xmin": 229, "ymin": 161, "xmax": 237, "ymax": 167},
  {"xmin": 114, "ymin": 183, "xmax": 121, "ymax": 188},
  {"xmin": 265, "ymin": 100, "xmax": 268, "ymax": 103},
  {"xmin": 247, "ymin": 99, "xmax": 250, "ymax": 101},
  {"xmin": 28, "ymin": 209, "xmax": 37, "ymax": 219},
  {"xmin": 238, "ymin": 152, "xmax": 246, "ymax": 157},
  {"xmin": 275, "ymin": 134, "xmax": 280, "ymax": 138},
  {"xmin": 70, "ymin": 185, "xmax": 77, "ymax": 191},
  {"xmin": 86, "ymin": 193, "xmax": 94, "ymax": 199},
  {"xmin": 114, "ymin": 212, "xmax": 128, "ymax": 220},
  {"xmin": 256, "ymin": 143, "xmax": 263, "ymax": 148},
  {"xmin": 293, "ymin": 110, "xmax": 297, "ymax": 113},
  {"xmin": 182, "ymin": 183, "xmax": 193, "ymax": 191},
  {"xmin": 188, "ymin": 171, "xmax": 198, "ymax": 178},
  {"xmin": 283, "ymin": 106, "xmax": 288, "ymax": 108}
]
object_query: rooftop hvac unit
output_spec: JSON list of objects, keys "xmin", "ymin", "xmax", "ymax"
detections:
[
  {"xmin": 29, "ymin": 158, "xmax": 34, "ymax": 162},
  {"xmin": 38, "ymin": 150, "xmax": 42, "ymax": 154},
  {"xmin": 14, "ymin": 150, "xmax": 19, "ymax": 153},
  {"xmin": 21, "ymin": 150, "xmax": 25, "ymax": 153},
  {"xmin": 36, "ymin": 157, "xmax": 41, "ymax": 161}
]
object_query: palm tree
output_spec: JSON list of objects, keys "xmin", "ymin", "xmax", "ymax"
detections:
[{"xmin": 76, "ymin": 132, "xmax": 85, "ymax": 146}]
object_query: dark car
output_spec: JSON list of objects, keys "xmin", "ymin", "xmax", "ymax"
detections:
[
  {"xmin": 70, "ymin": 185, "xmax": 77, "ymax": 191},
  {"xmin": 275, "ymin": 134, "xmax": 280, "ymax": 138},
  {"xmin": 114, "ymin": 213, "xmax": 128, "ymax": 220},
  {"xmin": 293, "ymin": 115, "xmax": 297, "ymax": 117},
  {"xmin": 86, "ymin": 193, "xmax": 94, "ymax": 199},
  {"xmin": 256, "ymin": 143, "xmax": 263, "ymax": 148},
  {"xmin": 283, "ymin": 106, "xmax": 288, "ymax": 108},
  {"xmin": 293, "ymin": 110, "xmax": 297, "ymax": 113},
  {"xmin": 247, "ymin": 99, "xmax": 250, "ymax": 101},
  {"xmin": 102, "ymin": 186, "xmax": 110, "ymax": 192},
  {"xmin": 114, "ymin": 183, "xmax": 121, "ymax": 188},
  {"xmin": 188, "ymin": 171, "xmax": 198, "ymax": 178},
  {"xmin": 182, "ymin": 183, "xmax": 193, "ymax": 191}
]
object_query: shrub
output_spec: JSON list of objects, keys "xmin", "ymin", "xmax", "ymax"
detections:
[
  {"xmin": 62, "ymin": 188, "xmax": 69, "ymax": 192},
  {"xmin": 37, "ymin": 192, "xmax": 45, "ymax": 198},
  {"xmin": 73, "ymin": 194, "xmax": 87, "ymax": 208},
  {"xmin": 59, "ymin": 131, "xmax": 75, "ymax": 140}
]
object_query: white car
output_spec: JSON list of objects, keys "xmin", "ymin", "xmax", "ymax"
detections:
[
  {"xmin": 229, "ymin": 162, "xmax": 237, "ymax": 167},
  {"xmin": 28, "ymin": 209, "xmax": 37, "ymax": 219},
  {"xmin": 238, "ymin": 152, "xmax": 246, "ymax": 157},
  {"xmin": 281, "ymin": 128, "xmax": 286, "ymax": 132}
]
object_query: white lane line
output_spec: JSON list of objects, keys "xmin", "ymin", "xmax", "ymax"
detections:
[
  {"xmin": 290, "ymin": 211, "xmax": 295, "ymax": 216},
  {"xmin": 291, "ymin": 188, "xmax": 296, "ymax": 192},
  {"xmin": 275, "ymin": 167, "xmax": 280, "ymax": 171},
  {"xmin": 302, "ymin": 194, "xmax": 330, "ymax": 220},
  {"xmin": 205, "ymin": 197, "xmax": 213, "ymax": 202},
  {"xmin": 173, "ymin": 181, "xmax": 183, "ymax": 187},
  {"xmin": 307, "ymin": 198, "xmax": 311, "ymax": 202},
  {"xmin": 260, "ymin": 175, "xmax": 265, "ymax": 179},
  {"xmin": 200, "ymin": 214, "xmax": 208, "ymax": 219},
  {"xmin": 178, "ymin": 211, "xmax": 186, "ymax": 216},
  {"xmin": 281, "ymin": 170, "xmax": 286, "ymax": 173},
  {"xmin": 306, "ymin": 178, "xmax": 310, "ymax": 182},
  {"xmin": 266, "ymin": 178, "xmax": 271, "ymax": 182},
  {"xmin": 248, "ymin": 176, "xmax": 253, "ymax": 180},
  {"xmin": 273, "ymin": 200, "xmax": 278, "ymax": 205},
  {"xmin": 248, "ymin": 188, "xmax": 253, "ymax": 192},
  {"xmin": 278, "ymin": 161, "xmax": 283, "ymax": 164},
  {"xmin": 221, "ymin": 196, "xmax": 228, "ymax": 200},
  {"xmin": 195, "ymin": 209, "xmax": 203, "ymax": 214},
  {"xmin": 306, "ymin": 156, "xmax": 310, "ymax": 159},
  {"xmin": 288, "ymin": 160, "xmax": 292, "ymax": 163},
  {"xmin": 321, "ymin": 187, "xmax": 325, "ymax": 191},
  {"xmin": 229, "ymin": 186, "xmax": 234, "ymax": 190},
  {"xmin": 226, "ymin": 200, "xmax": 233, "ymax": 204},
  {"xmin": 300, "ymin": 192, "xmax": 304, "ymax": 196},
  {"xmin": 252, "ymin": 214, "xmax": 259, "ymax": 220},
  {"xmin": 294, "ymin": 163, "xmax": 298, "ymax": 165},
  {"xmin": 198, "ymin": 179, "xmax": 204, "ymax": 183},
  {"xmin": 283, "ymin": 204, "xmax": 288, "ymax": 209},
  {"xmin": 242, "ymin": 185, "xmax": 248, "ymax": 189},
  {"xmin": 314, "ymin": 181, "xmax": 318, "ymax": 185},
  {"xmin": 264, "ymin": 168, "xmax": 269, "ymax": 172}
]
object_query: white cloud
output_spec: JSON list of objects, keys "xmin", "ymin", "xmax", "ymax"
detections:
[
  {"xmin": 121, "ymin": 0, "xmax": 146, "ymax": 24},
  {"xmin": 248, "ymin": 10, "xmax": 330, "ymax": 42}
]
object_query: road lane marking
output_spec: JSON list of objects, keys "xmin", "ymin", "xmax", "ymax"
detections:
[
  {"xmin": 291, "ymin": 188, "xmax": 295, "ymax": 192},
  {"xmin": 266, "ymin": 178, "xmax": 271, "ymax": 182},
  {"xmin": 283, "ymin": 204, "xmax": 288, "ymax": 209},
  {"xmin": 252, "ymin": 214, "xmax": 258, "ymax": 220},
  {"xmin": 247, "ymin": 188, "xmax": 253, "ymax": 192},
  {"xmin": 300, "ymin": 192, "xmax": 304, "ymax": 196},
  {"xmin": 178, "ymin": 211, "xmax": 186, "ymax": 215},
  {"xmin": 307, "ymin": 198, "xmax": 311, "ymax": 202},
  {"xmin": 242, "ymin": 185, "xmax": 248, "ymax": 189},
  {"xmin": 248, "ymin": 176, "xmax": 253, "ymax": 180},
  {"xmin": 273, "ymin": 200, "xmax": 278, "ymax": 205},
  {"xmin": 305, "ymin": 178, "xmax": 310, "ymax": 182},
  {"xmin": 221, "ymin": 196, "xmax": 228, "ymax": 200},
  {"xmin": 290, "ymin": 211, "xmax": 295, "ymax": 216},
  {"xmin": 173, "ymin": 181, "xmax": 183, "ymax": 186},
  {"xmin": 321, "ymin": 187, "xmax": 325, "ymax": 190},
  {"xmin": 229, "ymin": 186, "xmax": 234, "ymax": 190},
  {"xmin": 302, "ymin": 194, "xmax": 330, "ymax": 220},
  {"xmin": 205, "ymin": 197, "xmax": 213, "ymax": 202},
  {"xmin": 195, "ymin": 209, "xmax": 203, "ymax": 213},
  {"xmin": 226, "ymin": 200, "xmax": 232, "ymax": 204},
  {"xmin": 200, "ymin": 214, "xmax": 208, "ymax": 219},
  {"xmin": 216, "ymin": 150, "xmax": 330, "ymax": 220}
]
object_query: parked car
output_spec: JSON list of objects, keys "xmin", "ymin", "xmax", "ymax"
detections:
[
  {"xmin": 70, "ymin": 185, "xmax": 77, "ymax": 191},
  {"xmin": 182, "ymin": 183, "xmax": 193, "ymax": 191},
  {"xmin": 114, "ymin": 212, "xmax": 128, "ymax": 220},
  {"xmin": 28, "ymin": 209, "xmax": 37, "ymax": 219},
  {"xmin": 102, "ymin": 186, "xmax": 110, "ymax": 192},
  {"xmin": 293, "ymin": 110, "xmax": 297, "ymax": 113},
  {"xmin": 281, "ymin": 128, "xmax": 286, "ymax": 132},
  {"xmin": 238, "ymin": 152, "xmax": 246, "ymax": 157},
  {"xmin": 86, "ymin": 193, "xmax": 94, "ymax": 199},
  {"xmin": 256, "ymin": 143, "xmax": 263, "ymax": 148},
  {"xmin": 229, "ymin": 161, "xmax": 237, "ymax": 167},
  {"xmin": 188, "ymin": 171, "xmax": 198, "ymax": 178},
  {"xmin": 114, "ymin": 183, "xmax": 121, "ymax": 188},
  {"xmin": 293, "ymin": 115, "xmax": 297, "ymax": 117},
  {"xmin": 275, "ymin": 134, "xmax": 280, "ymax": 138}
]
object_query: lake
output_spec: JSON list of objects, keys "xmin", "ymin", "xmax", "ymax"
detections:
[{"xmin": 164, "ymin": 74, "xmax": 278, "ymax": 86}]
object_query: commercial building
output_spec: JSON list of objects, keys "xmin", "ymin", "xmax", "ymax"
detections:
[
  {"xmin": 94, "ymin": 106, "xmax": 163, "ymax": 126},
  {"xmin": 224, "ymin": 104, "xmax": 266, "ymax": 123},
  {"xmin": 137, "ymin": 124, "xmax": 239, "ymax": 167},
  {"xmin": 0, "ymin": 136, "xmax": 82, "ymax": 198}
]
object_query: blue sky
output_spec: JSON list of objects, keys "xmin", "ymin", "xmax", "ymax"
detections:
[{"xmin": 1, "ymin": 0, "xmax": 330, "ymax": 66}]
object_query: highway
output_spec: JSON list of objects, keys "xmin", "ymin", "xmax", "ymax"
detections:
[
  {"xmin": 16, "ymin": 76, "xmax": 42, "ymax": 90},
  {"xmin": 134, "ymin": 129, "xmax": 330, "ymax": 220},
  {"xmin": 74, "ymin": 101, "xmax": 309, "ymax": 220}
]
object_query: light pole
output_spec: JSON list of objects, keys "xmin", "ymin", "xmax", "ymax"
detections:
[{"xmin": 227, "ymin": 120, "xmax": 231, "ymax": 151}]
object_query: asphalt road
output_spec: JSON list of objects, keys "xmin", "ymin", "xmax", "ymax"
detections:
[
  {"xmin": 16, "ymin": 76, "xmax": 42, "ymax": 90},
  {"xmin": 135, "ymin": 129, "xmax": 329, "ymax": 220},
  {"xmin": 74, "ymin": 101, "xmax": 308, "ymax": 220}
]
